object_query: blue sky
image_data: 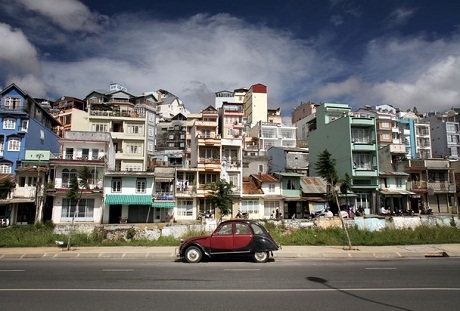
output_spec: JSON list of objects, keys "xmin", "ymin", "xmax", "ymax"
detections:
[{"xmin": 1, "ymin": 0, "xmax": 460, "ymax": 121}]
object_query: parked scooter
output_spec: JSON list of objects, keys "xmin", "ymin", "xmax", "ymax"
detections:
[
  {"xmin": 197, "ymin": 211, "xmax": 213, "ymax": 220},
  {"xmin": 420, "ymin": 208, "xmax": 433, "ymax": 215},
  {"xmin": 235, "ymin": 210, "xmax": 249, "ymax": 219}
]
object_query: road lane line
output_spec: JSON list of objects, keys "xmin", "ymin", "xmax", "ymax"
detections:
[
  {"xmin": 0, "ymin": 270, "xmax": 25, "ymax": 272},
  {"xmin": 102, "ymin": 269, "xmax": 135, "ymax": 272},
  {"xmin": 1, "ymin": 288, "xmax": 459, "ymax": 292},
  {"xmin": 224, "ymin": 269, "xmax": 261, "ymax": 271},
  {"xmin": 365, "ymin": 268, "xmax": 397, "ymax": 270}
]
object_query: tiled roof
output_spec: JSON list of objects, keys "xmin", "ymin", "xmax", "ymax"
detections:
[
  {"xmin": 242, "ymin": 177, "xmax": 264, "ymax": 195},
  {"xmin": 251, "ymin": 174, "xmax": 279, "ymax": 183}
]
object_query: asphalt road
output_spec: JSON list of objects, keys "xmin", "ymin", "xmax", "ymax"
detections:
[{"xmin": 1, "ymin": 258, "xmax": 459, "ymax": 311}]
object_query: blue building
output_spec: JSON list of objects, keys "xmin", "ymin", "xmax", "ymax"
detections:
[
  {"xmin": 0, "ymin": 84, "xmax": 61, "ymax": 224},
  {"xmin": 0, "ymin": 84, "xmax": 61, "ymax": 173}
]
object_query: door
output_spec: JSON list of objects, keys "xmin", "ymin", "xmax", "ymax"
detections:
[
  {"xmin": 233, "ymin": 222, "xmax": 252, "ymax": 251},
  {"xmin": 210, "ymin": 222, "xmax": 234, "ymax": 253},
  {"xmin": 109, "ymin": 205, "xmax": 122, "ymax": 223}
]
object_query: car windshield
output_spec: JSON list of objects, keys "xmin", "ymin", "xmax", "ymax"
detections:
[{"xmin": 250, "ymin": 223, "xmax": 264, "ymax": 235}]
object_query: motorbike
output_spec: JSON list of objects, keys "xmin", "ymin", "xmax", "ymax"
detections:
[
  {"xmin": 235, "ymin": 210, "xmax": 249, "ymax": 219},
  {"xmin": 420, "ymin": 208, "xmax": 433, "ymax": 215},
  {"xmin": 197, "ymin": 211, "xmax": 213, "ymax": 220}
]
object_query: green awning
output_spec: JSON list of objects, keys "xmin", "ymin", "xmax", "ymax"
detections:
[
  {"xmin": 105, "ymin": 194, "xmax": 152, "ymax": 205},
  {"xmin": 152, "ymin": 202, "xmax": 175, "ymax": 208}
]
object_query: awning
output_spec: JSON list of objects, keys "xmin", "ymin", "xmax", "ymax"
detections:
[
  {"xmin": 155, "ymin": 178, "xmax": 174, "ymax": 182},
  {"xmin": 152, "ymin": 202, "xmax": 175, "ymax": 208},
  {"xmin": 379, "ymin": 189, "xmax": 416, "ymax": 196},
  {"xmin": 105, "ymin": 194, "xmax": 152, "ymax": 205}
]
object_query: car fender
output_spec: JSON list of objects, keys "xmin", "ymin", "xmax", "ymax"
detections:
[
  {"xmin": 250, "ymin": 236, "xmax": 279, "ymax": 252},
  {"xmin": 182, "ymin": 242, "xmax": 211, "ymax": 258}
]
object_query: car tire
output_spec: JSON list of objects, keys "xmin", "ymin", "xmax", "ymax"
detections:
[
  {"xmin": 184, "ymin": 246, "xmax": 202, "ymax": 263},
  {"xmin": 253, "ymin": 251, "xmax": 269, "ymax": 263}
]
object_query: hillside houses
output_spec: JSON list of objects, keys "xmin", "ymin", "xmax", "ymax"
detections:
[{"xmin": 0, "ymin": 82, "xmax": 459, "ymax": 228}]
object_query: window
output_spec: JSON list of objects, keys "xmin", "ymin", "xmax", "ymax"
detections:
[
  {"xmin": 199, "ymin": 173, "xmax": 218, "ymax": 186},
  {"xmin": 148, "ymin": 127, "xmax": 154, "ymax": 137},
  {"xmin": 216, "ymin": 223, "xmax": 233, "ymax": 235},
  {"xmin": 235, "ymin": 223, "xmax": 251, "ymax": 235},
  {"xmin": 286, "ymin": 179, "xmax": 295, "ymax": 190},
  {"xmin": 353, "ymin": 153, "xmax": 371, "ymax": 170},
  {"xmin": 65, "ymin": 148, "xmax": 74, "ymax": 159},
  {"xmin": 176, "ymin": 199, "xmax": 193, "ymax": 217},
  {"xmin": 0, "ymin": 163, "xmax": 11, "ymax": 174},
  {"xmin": 258, "ymin": 164, "xmax": 264, "ymax": 173},
  {"xmin": 395, "ymin": 178, "xmax": 402, "ymax": 188},
  {"xmin": 7, "ymin": 138, "xmax": 20, "ymax": 151},
  {"xmin": 112, "ymin": 178, "xmax": 122, "ymax": 192},
  {"xmin": 3, "ymin": 118, "xmax": 16, "ymax": 129},
  {"xmin": 148, "ymin": 142, "xmax": 154, "ymax": 152},
  {"xmin": 136, "ymin": 178, "xmax": 146, "ymax": 193},
  {"xmin": 264, "ymin": 201, "xmax": 279, "ymax": 216},
  {"xmin": 126, "ymin": 143, "xmax": 142, "ymax": 154},
  {"xmin": 61, "ymin": 198, "xmax": 94, "ymax": 219},
  {"xmin": 62, "ymin": 169, "xmax": 77, "ymax": 188},
  {"xmin": 20, "ymin": 120, "xmax": 28, "ymax": 132},
  {"xmin": 127, "ymin": 125, "xmax": 142, "ymax": 134},
  {"xmin": 91, "ymin": 149, "xmax": 99, "ymax": 160},
  {"xmin": 4, "ymin": 97, "xmax": 21, "ymax": 109},
  {"xmin": 242, "ymin": 200, "xmax": 259, "ymax": 214},
  {"xmin": 268, "ymin": 183, "xmax": 275, "ymax": 192},
  {"xmin": 201, "ymin": 129, "xmax": 211, "ymax": 138},
  {"xmin": 92, "ymin": 123, "xmax": 108, "ymax": 132}
]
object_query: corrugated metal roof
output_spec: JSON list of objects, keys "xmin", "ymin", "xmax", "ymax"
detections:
[
  {"xmin": 251, "ymin": 174, "xmax": 279, "ymax": 182},
  {"xmin": 300, "ymin": 177, "xmax": 328, "ymax": 194}
]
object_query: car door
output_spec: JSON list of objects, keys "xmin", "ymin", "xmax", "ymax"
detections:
[
  {"xmin": 209, "ymin": 222, "xmax": 234, "ymax": 253},
  {"xmin": 233, "ymin": 222, "xmax": 253, "ymax": 251}
]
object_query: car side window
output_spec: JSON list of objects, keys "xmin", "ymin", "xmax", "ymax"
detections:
[
  {"xmin": 216, "ymin": 223, "xmax": 233, "ymax": 235},
  {"xmin": 251, "ymin": 223, "xmax": 264, "ymax": 235},
  {"xmin": 235, "ymin": 223, "xmax": 251, "ymax": 235}
]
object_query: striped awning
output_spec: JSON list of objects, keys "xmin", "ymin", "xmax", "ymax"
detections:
[
  {"xmin": 152, "ymin": 202, "xmax": 175, "ymax": 208},
  {"xmin": 105, "ymin": 194, "xmax": 152, "ymax": 205}
]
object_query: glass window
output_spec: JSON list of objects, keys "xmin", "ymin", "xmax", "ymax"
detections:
[
  {"xmin": 61, "ymin": 198, "xmax": 94, "ymax": 219},
  {"xmin": 8, "ymin": 138, "xmax": 20, "ymax": 151},
  {"xmin": 136, "ymin": 178, "xmax": 146, "ymax": 193},
  {"xmin": 235, "ymin": 223, "xmax": 251, "ymax": 235},
  {"xmin": 216, "ymin": 223, "xmax": 233, "ymax": 235},
  {"xmin": 3, "ymin": 118, "xmax": 16, "ymax": 129},
  {"xmin": 112, "ymin": 178, "xmax": 122, "ymax": 192}
]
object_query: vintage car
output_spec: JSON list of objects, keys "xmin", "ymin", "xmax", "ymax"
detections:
[{"xmin": 177, "ymin": 219, "xmax": 280, "ymax": 263}]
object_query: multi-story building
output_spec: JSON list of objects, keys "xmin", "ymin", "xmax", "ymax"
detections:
[
  {"xmin": 425, "ymin": 110, "xmax": 460, "ymax": 160},
  {"xmin": 243, "ymin": 83, "xmax": 268, "ymax": 126},
  {"xmin": 267, "ymin": 146, "xmax": 309, "ymax": 175},
  {"xmin": 155, "ymin": 89, "xmax": 190, "ymax": 120},
  {"xmin": 309, "ymin": 103, "xmax": 380, "ymax": 214},
  {"xmin": 85, "ymin": 83, "xmax": 157, "ymax": 171},
  {"xmin": 246, "ymin": 121, "xmax": 297, "ymax": 156},
  {"xmin": 291, "ymin": 101, "xmax": 317, "ymax": 125},
  {"xmin": 405, "ymin": 159, "xmax": 456, "ymax": 214},
  {"xmin": 50, "ymin": 96, "xmax": 87, "ymax": 137},
  {"xmin": 0, "ymin": 83, "xmax": 61, "ymax": 173},
  {"xmin": 48, "ymin": 131, "xmax": 115, "ymax": 225},
  {"xmin": 214, "ymin": 88, "xmax": 247, "ymax": 109}
]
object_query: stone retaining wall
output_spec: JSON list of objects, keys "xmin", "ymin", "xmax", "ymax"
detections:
[{"xmin": 54, "ymin": 216, "xmax": 459, "ymax": 240}]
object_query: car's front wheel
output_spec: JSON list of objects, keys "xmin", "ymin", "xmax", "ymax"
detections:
[
  {"xmin": 184, "ymin": 246, "xmax": 202, "ymax": 263},
  {"xmin": 253, "ymin": 251, "xmax": 269, "ymax": 263}
]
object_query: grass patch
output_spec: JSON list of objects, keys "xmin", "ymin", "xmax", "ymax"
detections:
[{"xmin": 1, "ymin": 223, "xmax": 460, "ymax": 248}]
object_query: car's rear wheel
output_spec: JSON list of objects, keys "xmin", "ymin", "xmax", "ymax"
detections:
[
  {"xmin": 253, "ymin": 251, "xmax": 269, "ymax": 263},
  {"xmin": 184, "ymin": 246, "xmax": 202, "ymax": 263}
]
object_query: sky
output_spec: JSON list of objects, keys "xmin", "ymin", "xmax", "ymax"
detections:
[{"xmin": 1, "ymin": 0, "xmax": 460, "ymax": 123}]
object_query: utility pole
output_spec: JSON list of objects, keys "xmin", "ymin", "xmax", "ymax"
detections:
[{"xmin": 34, "ymin": 153, "xmax": 44, "ymax": 224}]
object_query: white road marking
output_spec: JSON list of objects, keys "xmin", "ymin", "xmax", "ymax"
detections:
[
  {"xmin": 0, "ymin": 270, "xmax": 25, "ymax": 272},
  {"xmin": 102, "ymin": 269, "xmax": 134, "ymax": 272},
  {"xmin": 365, "ymin": 268, "xmax": 397, "ymax": 270},
  {"xmin": 224, "ymin": 269, "xmax": 261, "ymax": 271},
  {"xmin": 0, "ymin": 288, "xmax": 459, "ymax": 292}
]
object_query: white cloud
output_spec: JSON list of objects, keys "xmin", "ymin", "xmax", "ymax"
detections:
[
  {"xmin": 41, "ymin": 13, "xmax": 322, "ymax": 113},
  {"xmin": 0, "ymin": 23, "xmax": 40, "ymax": 75},
  {"xmin": 6, "ymin": 74, "xmax": 47, "ymax": 98},
  {"xmin": 386, "ymin": 7, "xmax": 416, "ymax": 28},
  {"xmin": 16, "ymin": 0, "xmax": 106, "ymax": 32}
]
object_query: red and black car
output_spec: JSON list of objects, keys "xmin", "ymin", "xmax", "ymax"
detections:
[{"xmin": 177, "ymin": 219, "xmax": 280, "ymax": 263}]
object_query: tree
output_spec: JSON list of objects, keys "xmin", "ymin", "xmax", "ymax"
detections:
[
  {"xmin": 206, "ymin": 179, "xmax": 234, "ymax": 223},
  {"xmin": 314, "ymin": 149, "xmax": 352, "ymax": 250},
  {"xmin": 66, "ymin": 166, "xmax": 91, "ymax": 250}
]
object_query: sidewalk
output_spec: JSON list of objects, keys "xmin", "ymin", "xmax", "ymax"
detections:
[{"xmin": 1, "ymin": 244, "xmax": 460, "ymax": 260}]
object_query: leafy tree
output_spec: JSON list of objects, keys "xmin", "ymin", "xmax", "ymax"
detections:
[
  {"xmin": 314, "ymin": 149, "xmax": 352, "ymax": 250},
  {"xmin": 66, "ymin": 166, "xmax": 91, "ymax": 250},
  {"xmin": 206, "ymin": 179, "xmax": 234, "ymax": 222},
  {"xmin": 0, "ymin": 175, "xmax": 15, "ymax": 200}
]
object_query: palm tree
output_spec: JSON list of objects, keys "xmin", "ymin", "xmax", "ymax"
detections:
[
  {"xmin": 206, "ymin": 179, "xmax": 234, "ymax": 223},
  {"xmin": 314, "ymin": 149, "xmax": 352, "ymax": 250},
  {"xmin": 66, "ymin": 166, "xmax": 91, "ymax": 250}
]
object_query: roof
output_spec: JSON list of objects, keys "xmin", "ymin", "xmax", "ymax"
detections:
[
  {"xmin": 379, "ymin": 171, "xmax": 409, "ymax": 176},
  {"xmin": 242, "ymin": 177, "xmax": 264, "ymax": 195},
  {"xmin": 300, "ymin": 177, "xmax": 328, "ymax": 194},
  {"xmin": 250, "ymin": 174, "xmax": 279, "ymax": 183}
]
